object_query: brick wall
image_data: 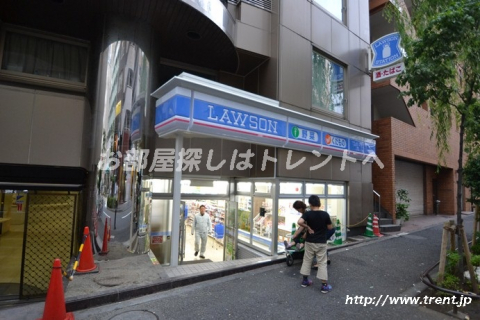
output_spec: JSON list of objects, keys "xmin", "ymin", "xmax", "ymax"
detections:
[
  {"xmin": 372, "ymin": 118, "xmax": 395, "ymax": 217},
  {"xmin": 372, "ymin": 82, "xmax": 467, "ymax": 219}
]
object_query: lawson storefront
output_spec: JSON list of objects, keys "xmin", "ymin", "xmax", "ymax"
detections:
[{"xmin": 149, "ymin": 73, "xmax": 377, "ymax": 266}]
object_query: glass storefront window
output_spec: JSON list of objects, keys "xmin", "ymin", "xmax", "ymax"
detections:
[
  {"xmin": 325, "ymin": 198, "xmax": 346, "ymax": 240},
  {"xmin": 151, "ymin": 179, "xmax": 170, "ymax": 193},
  {"xmin": 235, "ymin": 180, "xmax": 347, "ymax": 255},
  {"xmin": 306, "ymin": 183, "xmax": 325, "ymax": 195},
  {"xmin": 277, "ymin": 199, "xmax": 303, "ymax": 253},
  {"xmin": 181, "ymin": 180, "xmax": 228, "ymax": 195},
  {"xmin": 279, "ymin": 182, "xmax": 302, "ymax": 195},
  {"xmin": 237, "ymin": 195, "xmax": 252, "ymax": 245},
  {"xmin": 1, "ymin": 27, "xmax": 89, "ymax": 90},
  {"xmin": 237, "ymin": 182, "xmax": 252, "ymax": 193},
  {"xmin": 252, "ymin": 197, "xmax": 273, "ymax": 252},
  {"xmin": 328, "ymin": 184, "xmax": 344, "ymax": 195},
  {"xmin": 254, "ymin": 182, "xmax": 272, "ymax": 194},
  {"xmin": 325, "ymin": 198, "xmax": 345, "ymax": 222}
]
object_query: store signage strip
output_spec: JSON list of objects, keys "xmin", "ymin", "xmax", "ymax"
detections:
[
  {"xmin": 154, "ymin": 95, "xmax": 191, "ymax": 132},
  {"xmin": 193, "ymin": 99, "xmax": 287, "ymax": 139},
  {"xmin": 155, "ymin": 94, "xmax": 376, "ymax": 158}
]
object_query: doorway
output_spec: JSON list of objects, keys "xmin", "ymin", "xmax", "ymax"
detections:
[
  {"xmin": 0, "ymin": 189, "xmax": 79, "ymax": 300},
  {"xmin": 0, "ymin": 190, "xmax": 26, "ymax": 299},
  {"xmin": 432, "ymin": 179, "xmax": 439, "ymax": 215},
  {"xmin": 182, "ymin": 199, "xmax": 233, "ymax": 263}
]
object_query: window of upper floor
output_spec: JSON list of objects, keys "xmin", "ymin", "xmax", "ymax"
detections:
[
  {"xmin": 0, "ymin": 24, "xmax": 89, "ymax": 92},
  {"xmin": 312, "ymin": 50, "xmax": 346, "ymax": 117},
  {"xmin": 312, "ymin": 0, "xmax": 346, "ymax": 24}
]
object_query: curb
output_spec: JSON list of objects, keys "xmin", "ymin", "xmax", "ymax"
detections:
[
  {"xmin": 65, "ymin": 237, "xmax": 375, "ymax": 312},
  {"xmin": 66, "ymin": 257, "xmax": 285, "ymax": 312}
]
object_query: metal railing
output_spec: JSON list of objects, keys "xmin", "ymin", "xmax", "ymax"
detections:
[{"xmin": 373, "ymin": 190, "xmax": 381, "ymax": 216}]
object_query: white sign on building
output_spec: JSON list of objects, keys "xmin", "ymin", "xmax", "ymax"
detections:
[{"xmin": 372, "ymin": 62, "xmax": 405, "ymax": 82}]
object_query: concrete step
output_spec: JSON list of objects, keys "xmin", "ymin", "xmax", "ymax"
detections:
[
  {"xmin": 379, "ymin": 218, "xmax": 393, "ymax": 225},
  {"xmin": 380, "ymin": 224, "xmax": 401, "ymax": 232}
]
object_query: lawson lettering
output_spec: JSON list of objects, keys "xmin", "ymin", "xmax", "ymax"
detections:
[{"xmin": 207, "ymin": 105, "xmax": 278, "ymax": 134}]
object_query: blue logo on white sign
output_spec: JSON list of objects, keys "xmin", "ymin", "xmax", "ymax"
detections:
[{"xmin": 371, "ymin": 32, "xmax": 403, "ymax": 69}]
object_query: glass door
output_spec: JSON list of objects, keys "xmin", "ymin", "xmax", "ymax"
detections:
[
  {"xmin": 236, "ymin": 195, "xmax": 251, "ymax": 245},
  {"xmin": 224, "ymin": 201, "xmax": 237, "ymax": 261},
  {"xmin": 252, "ymin": 196, "xmax": 273, "ymax": 252},
  {"xmin": 0, "ymin": 190, "xmax": 25, "ymax": 299},
  {"xmin": 178, "ymin": 201, "xmax": 186, "ymax": 263}
]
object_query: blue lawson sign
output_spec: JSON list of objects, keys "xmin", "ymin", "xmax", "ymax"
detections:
[
  {"xmin": 154, "ymin": 94, "xmax": 376, "ymax": 159},
  {"xmin": 193, "ymin": 99, "xmax": 287, "ymax": 140},
  {"xmin": 371, "ymin": 32, "xmax": 403, "ymax": 69},
  {"xmin": 349, "ymin": 139, "xmax": 365, "ymax": 154}
]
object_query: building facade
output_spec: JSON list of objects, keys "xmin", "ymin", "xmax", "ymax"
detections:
[
  {"xmin": 0, "ymin": 0, "xmax": 373, "ymax": 299},
  {"xmin": 369, "ymin": 0, "xmax": 471, "ymax": 223}
]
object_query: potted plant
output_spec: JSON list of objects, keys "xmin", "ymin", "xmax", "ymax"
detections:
[{"xmin": 396, "ymin": 189, "xmax": 411, "ymax": 225}]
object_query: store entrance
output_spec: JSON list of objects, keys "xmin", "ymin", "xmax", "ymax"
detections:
[
  {"xmin": 181, "ymin": 199, "xmax": 229, "ymax": 263},
  {"xmin": 0, "ymin": 190, "xmax": 26, "ymax": 299}
]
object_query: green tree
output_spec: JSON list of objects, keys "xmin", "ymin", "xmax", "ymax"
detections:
[
  {"xmin": 385, "ymin": 0, "xmax": 480, "ymax": 279},
  {"xmin": 463, "ymin": 153, "xmax": 480, "ymax": 247},
  {"xmin": 464, "ymin": 154, "xmax": 480, "ymax": 205}
]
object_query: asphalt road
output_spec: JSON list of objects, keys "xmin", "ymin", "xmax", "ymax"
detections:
[
  {"xmin": 101, "ymin": 199, "xmax": 134, "ymax": 243},
  {"xmin": 73, "ymin": 215, "xmax": 476, "ymax": 320}
]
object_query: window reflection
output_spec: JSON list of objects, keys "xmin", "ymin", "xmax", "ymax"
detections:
[
  {"xmin": 312, "ymin": 51, "xmax": 345, "ymax": 115},
  {"xmin": 313, "ymin": 0, "xmax": 344, "ymax": 22},
  {"xmin": 280, "ymin": 182, "xmax": 302, "ymax": 194},
  {"xmin": 94, "ymin": 41, "xmax": 150, "ymax": 253},
  {"xmin": 237, "ymin": 182, "xmax": 252, "ymax": 193},
  {"xmin": 306, "ymin": 183, "xmax": 325, "ymax": 195},
  {"xmin": 237, "ymin": 195, "xmax": 252, "ymax": 245},
  {"xmin": 252, "ymin": 197, "xmax": 273, "ymax": 252},
  {"xmin": 255, "ymin": 182, "xmax": 272, "ymax": 194},
  {"xmin": 328, "ymin": 184, "xmax": 344, "ymax": 195}
]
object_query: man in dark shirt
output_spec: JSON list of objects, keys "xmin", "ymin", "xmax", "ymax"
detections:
[{"xmin": 297, "ymin": 195, "xmax": 333, "ymax": 293}]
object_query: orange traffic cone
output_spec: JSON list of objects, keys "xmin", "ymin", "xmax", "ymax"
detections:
[
  {"xmin": 99, "ymin": 218, "xmax": 109, "ymax": 256},
  {"xmin": 76, "ymin": 226, "xmax": 98, "ymax": 274},
  {"xmin": 373, "ymin": 214, "xmax": 383, "ymax": 237},
  {"xmin": 37, "ymin": 259, "xmax": 74, "ymax": 320}
]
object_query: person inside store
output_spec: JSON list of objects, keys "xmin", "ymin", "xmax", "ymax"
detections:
[
  {"xmin": 297, "ymin": 195, "xmax": 333, "ymax": 293},
  {"xmin": 192, "ymin": 204, "xmax": 212, "ymax": 259}
]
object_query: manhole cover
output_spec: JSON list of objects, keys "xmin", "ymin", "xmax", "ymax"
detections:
[
  {"xmin": 94, "ymin": 276, "xmax": 123, "ymax": 287},
  {"xmin": 110, "ymin": 310, "xmax": 158, "ymax": 320}
]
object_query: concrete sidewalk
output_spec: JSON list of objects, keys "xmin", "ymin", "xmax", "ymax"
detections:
[{"xmin": 0, "ymin": 212, "xmax": 474, "ymax": 319}]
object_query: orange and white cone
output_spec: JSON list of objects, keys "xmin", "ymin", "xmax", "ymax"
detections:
[{"xmin": 373, "ymin": 214, "xmax": 383, "ymax": 237}]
